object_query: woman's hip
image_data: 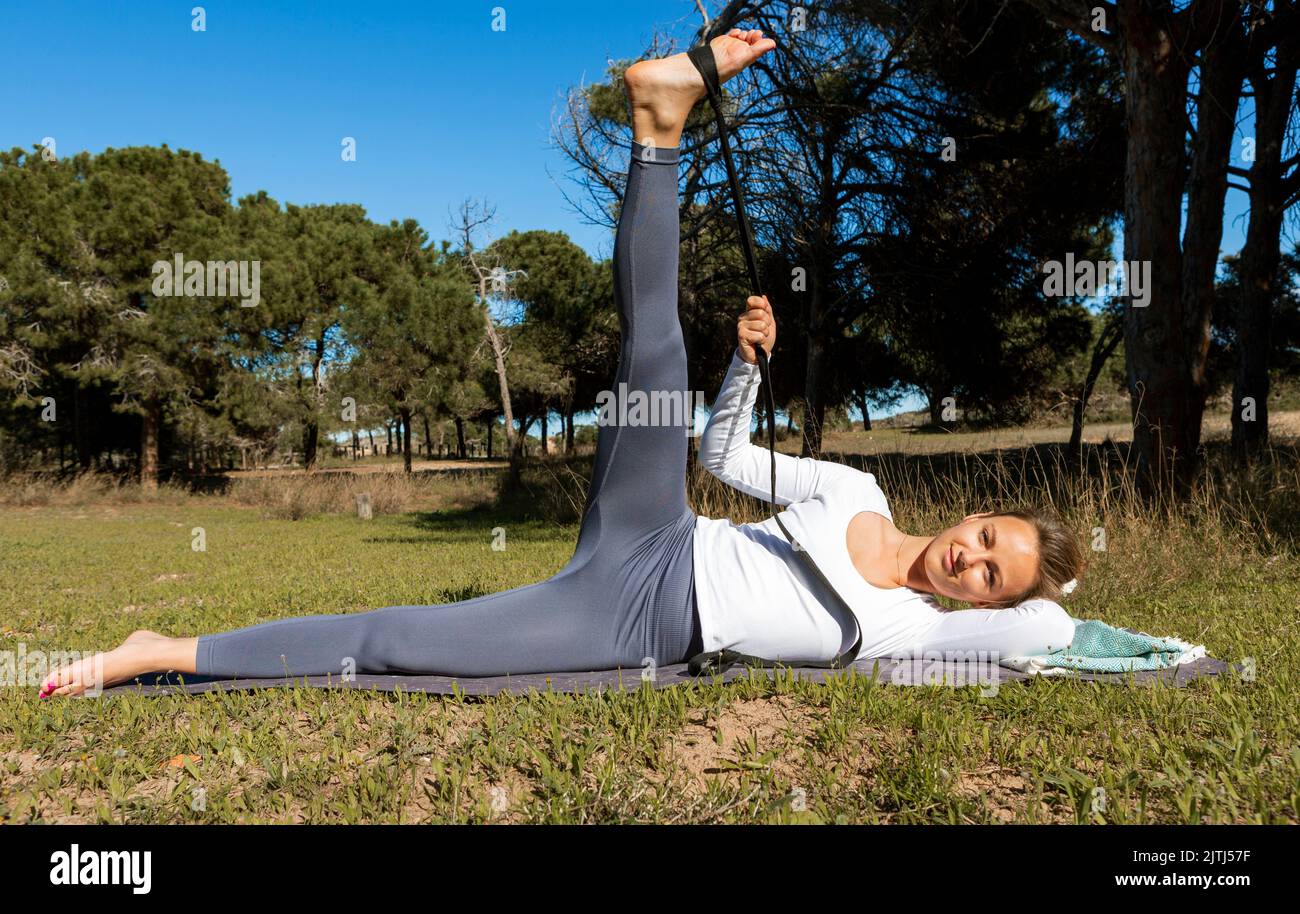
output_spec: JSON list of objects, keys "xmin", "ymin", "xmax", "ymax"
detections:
[{"xmin": 572, "ymin": 507, "xmax": 699, "ymax": 668}]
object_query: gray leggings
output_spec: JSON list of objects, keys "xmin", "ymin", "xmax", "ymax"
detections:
[{"xmin": 196, "ymin": 141, "xmax": 703, "ymax": 678}]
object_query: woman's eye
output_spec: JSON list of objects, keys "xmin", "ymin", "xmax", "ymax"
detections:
[
  {"xmin": 986, "ymin": 569, "xmax": 993, "ymax": 588},
  {"xmin": 980, "ymin": 529, "xmax": 988, "ymax": 545}
]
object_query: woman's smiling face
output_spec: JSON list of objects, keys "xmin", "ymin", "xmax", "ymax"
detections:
[{"xmin": 923, "ymin": 512, "xmax": 1040, "ymax": 606}]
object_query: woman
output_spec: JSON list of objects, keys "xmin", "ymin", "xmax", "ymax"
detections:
[{"xmin": 40, "ymin": 29, "xmax": 1082, "ymax": 699}]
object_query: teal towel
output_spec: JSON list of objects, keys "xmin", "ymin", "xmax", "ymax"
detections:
[{"xmin": 1001, "ymin": 616, "xmax": 1205, "ymax": 675}]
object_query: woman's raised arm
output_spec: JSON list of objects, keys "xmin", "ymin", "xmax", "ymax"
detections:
[{"xmin": 697, "ymin": 295, "xmax": 864, "ymax": 504}]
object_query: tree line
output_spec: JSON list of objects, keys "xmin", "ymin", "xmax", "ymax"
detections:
[
  {"xmin": 2, "ymin": 0, "xmax": 1297, "ymax": 499},
  {"xmin": 0, "ymin": 145, "xmax": 620, "ymax": 486},
  {"xmin": 559, "ymin": 0, "xmax": 1299, "ymax": 496}
]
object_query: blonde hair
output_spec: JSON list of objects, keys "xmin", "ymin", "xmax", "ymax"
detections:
[{"xmin": 991, "ymin": 508, "xmax": 1085, "ymax": 608}]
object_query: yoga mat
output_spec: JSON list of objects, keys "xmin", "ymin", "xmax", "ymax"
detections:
[{"xmin": 100, "ymin": 653, "xmax": 1238, "ymax": 699}]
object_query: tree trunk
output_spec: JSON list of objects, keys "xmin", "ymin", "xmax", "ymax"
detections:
[
  {"xmin": 302, "ymin": 420, "xmax": 319, "ymax": 469},
  {"xmin": 540, "ymin": 410, "xmax": 548, "ymax": 454},
  {"xmin": 1232, "ymin": 63, "xmax": 1295, "ymax": 457},
  {"xmin": 486, "ymin": 420, "xmax": 492, "ymax": 459},
  {"xmin": 422, "ymin": 413, "xmax": 434, "ymax": 459},
  {"xmin": 801, "ymin": 290, "xmax": 827, "ymax": 458},
  {"xmin": 1118, "ymin": 3, "xmax": 1242, "ymax": 499},
  {"xmin": 858, "ymin": 393, "xmax": 872, "ymax": 432},
  {"xmin": 140, "ymin": 401, "xmax": 160, "ymax": 491},
  {"xmin": 480, "ymin": 288, "xmax": 519, "ymax": 484},
  {"xmin": 565, "ymin": 410, "xmax": 575, "ymax": 452},
  {"xmin": 518, "ymin": 416, "xmax": 532, "ymax": 459},
  {"xmin": 1070, "ymin": 314, "xmax": 1124, "ymax": 453},
  {"xmin": 74, "ymin": 384, "xmax": 92, "ymax": 469},
  {"xmin": 928, "ymin": 392, "xmax": 944, "ymax": 428},
  {"xmin": 400, "ymin": 408, "xmax": 413, "ymax": 474},
  {"xmin": 302, "ymin": 335, "xmax": 328, "ymax": 469},
  {"xmin": 455, "ymin": 416, "xmax": 466, "ymax": 458},
  {"xmin": 1120, "ymin": 17, "xmax": 1196, "ymax": 499}
]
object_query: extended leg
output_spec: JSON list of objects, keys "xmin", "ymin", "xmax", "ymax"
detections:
[
  {"xmin": 193, "ymin": 565, "xmax": 635, "ymax": 679},
  {"xmin": 570, "ymin": 138, "xmax": 693, "ymax": 567}
]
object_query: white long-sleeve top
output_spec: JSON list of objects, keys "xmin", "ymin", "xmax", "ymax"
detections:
[{"xmin": 691, "ymin": 350, "xmax": 1075, "ymax": 662}]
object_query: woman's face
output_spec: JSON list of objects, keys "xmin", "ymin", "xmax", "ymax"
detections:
[{"xmin": 923, "ymin": 512, "xmax": 1039, "ymax": 607}]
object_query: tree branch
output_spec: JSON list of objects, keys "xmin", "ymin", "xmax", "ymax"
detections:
[{"xmin": 1021, "ymin": 0, "xmax": 1119, "ymax": 54}]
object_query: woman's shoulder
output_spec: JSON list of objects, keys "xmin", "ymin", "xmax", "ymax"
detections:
[
  {"xmin": 843, "ymin": 469, "xmax": 892, "ymax": 521},
  {"xmin": 804, "ymin": 467, "xmax": 894, "ymax": 531}
]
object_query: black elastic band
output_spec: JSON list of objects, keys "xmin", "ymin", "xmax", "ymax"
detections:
[{"xmin": 683, "ymin": 41, "xmax": 863, "ymax": 678}]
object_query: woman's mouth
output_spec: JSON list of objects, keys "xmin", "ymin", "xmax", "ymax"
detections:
[{"xmin": 945, "ymin": 545, "xmax": 954, "ymax": 575}]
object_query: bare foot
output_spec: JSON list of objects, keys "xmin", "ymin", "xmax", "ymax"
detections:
[
  {"xmin": 625, "ymin": 28, "xmax": 777, "ymax": 146},
  {"xmin": 39, "ymin": 629, "xmax": 171, "ymax": 698}
]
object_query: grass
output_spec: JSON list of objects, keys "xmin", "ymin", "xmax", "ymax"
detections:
[{"xmin": 1, "ymin": 422, "xmax": 1297, "ymax": 823}]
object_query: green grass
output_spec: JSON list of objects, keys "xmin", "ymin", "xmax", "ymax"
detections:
[{"xmin": 1, "ymin": 441, "xmax": 1298, "ymax": 823}]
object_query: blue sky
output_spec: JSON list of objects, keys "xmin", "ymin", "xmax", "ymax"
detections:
[
  {"xmin": 0, "ymin": 1, "xmax": 1270, "ymax": 424},
  {"xmin": 1, "ymin": 0, "xmax": 699, "ymax": 259}
]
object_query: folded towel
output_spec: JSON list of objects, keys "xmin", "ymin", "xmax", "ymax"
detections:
[{"xmin": 1000, "ymin": 616, "xmax": 1207, "ymax": 676}]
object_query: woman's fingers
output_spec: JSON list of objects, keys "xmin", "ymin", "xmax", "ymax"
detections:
[
  {"xmin": 744, "ymin": 299, "xmax": 772, "ymax": 328},
  {"xmin": 737, "ymin": 294, "xmax": 775, "ymax": 360}
]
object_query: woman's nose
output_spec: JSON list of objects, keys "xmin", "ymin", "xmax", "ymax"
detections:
[{"xmin": 960, "ymin": 545, "xmax": 990, "ymax": 568}]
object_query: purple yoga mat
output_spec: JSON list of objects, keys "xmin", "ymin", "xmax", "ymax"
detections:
[{"xmin": 99, "ymin": 654, "xmax": 1237, "ymax": 698}]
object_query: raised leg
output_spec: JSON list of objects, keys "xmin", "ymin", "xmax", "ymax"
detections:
[
  {"xmin": 569, "ymin": 139, "xmax": 692, "ymax": 568},
  {"xmin": 572, "ymin": 28, "xmax": 777, "ymax": 565}
]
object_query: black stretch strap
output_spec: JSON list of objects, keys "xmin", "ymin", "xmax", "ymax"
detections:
[{"xmin": 683, "ymin": 43, "xmax": 863, "ymax": 679}]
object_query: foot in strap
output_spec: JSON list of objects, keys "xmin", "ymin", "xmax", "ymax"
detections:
[{"xmin": 624, "ymin": 29, "xmax": 776, "ymax": 147}]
